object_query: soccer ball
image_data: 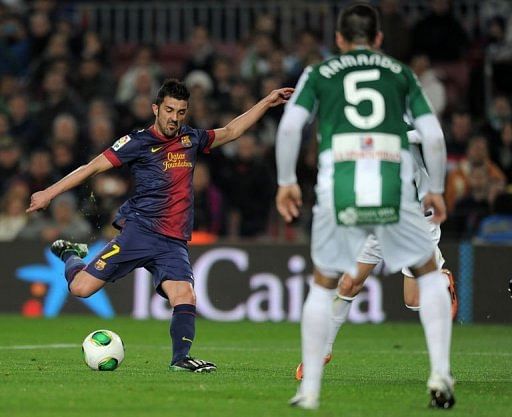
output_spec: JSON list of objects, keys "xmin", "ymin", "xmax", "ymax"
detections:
[{"xmin": 82, "ymin": 329, "xmax": 125, "ymax": 371}]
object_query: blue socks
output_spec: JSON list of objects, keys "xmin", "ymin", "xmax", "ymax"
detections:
[
  {"xmin": 64, "ymin": 254, "xmax": 85, "ymax": 286},
  {"xmin": 170, "ymin": 304, "xmax": 196, "ymax": 364}
]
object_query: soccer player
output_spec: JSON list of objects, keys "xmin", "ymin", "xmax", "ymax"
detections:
[
  {"xmin": 26, "ymin": 79, "xmax": 293, "ymax": 373},
  {"xmin": 275, "ymin": 3, "xmax": 454, "ymax": 410},
  {"xmin": 294, "ymin": 138, "xmax": 459, "ymax": 381}
]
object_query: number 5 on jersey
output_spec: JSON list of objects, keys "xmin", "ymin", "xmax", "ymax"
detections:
[{"xmin": 343, "ymin": 69, "xmax": 385, "ymax": 129}]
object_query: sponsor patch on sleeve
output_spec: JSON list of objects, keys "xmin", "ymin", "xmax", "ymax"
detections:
[{"xmin": 112, "ymin": 135, "xmax": 131, "ymax": 151}]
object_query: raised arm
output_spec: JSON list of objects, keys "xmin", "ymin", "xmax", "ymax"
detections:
[
  {"xmin": 211, "ymin": 87, "xmax": 294, "ymax": 148},
  {"xmin": 26, "ymin": 153, "xmax": 114, "ymax": 213}
]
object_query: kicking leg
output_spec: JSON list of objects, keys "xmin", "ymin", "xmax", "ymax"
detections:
[
  {"xmin": 51, "ymin": 239, "xmax": 106, "ymax": 298},
  {"xmin": 161, "ymin": 280, "xmax": 216, "ymax": 373}
]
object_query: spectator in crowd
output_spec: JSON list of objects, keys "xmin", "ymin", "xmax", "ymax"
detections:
[
  {"xmin": 192, "ymin": 161, "xmax": 225, "ymax": 237},
  {"xmin": 252, "ymin": 13, "xmax": 277, "ymax": 39},
  {"xmin": 482, "ymin": 94, "xmax": 512, "ymax": 143},
  {"xmin": 51, "ymin": 142, "xmax": 79, "ymax": 179},
  {"xmin": 87, "ymin": 117, "xmax": 114, "ymax": 157},
  {"xmin": 123, "ymin": 94, "xmax": 154, "ymax": 132},
  {"xmin": 87, "ymin": 98, "xmax": 119, "ymax": 134},
  {"xmin": 36, "ymin": 70, "xmax": 84, "ymax": 136},
  {"xmin": 27, "ymin": 11, "xmax": 52, "ymax": 61},
  {"xmin": 184, "ymin": 70, "xmax": 214, "ymax": 101},
  {"xmin": 0, "ymin": 192, "xmax": 27, "ymax": 241},
  {"xmin": 74, "ymin": 56, "xmax": 115, "ymax": 104},
  {"xmin": 186, "ymin": 97, "xmax": 217, "ymax": 131},
  {"xmin": 490, "ymin": 122, "xmax": 512, "ymax": 183},
  {"xmin": 411, "ymin": 0, "xmax": 469, "ymax": 64},
  {"xmin": 116, "ymin": 45, "xmax": 164, "ymax": 104},
  {"xmin": 445, "ymin": 164, "xmax": 504, "ymax": 238},
  {"xmin": 484, "ymin": 16, "xmax": 512, "ymax": 95},
  {"xmin": 411, "ymin": 0, "xmax": 470, "ymax": 107},
  {"xmin": 29, "ymin": 32, "xmax": 72, "ymax": 88},
  {"xmin": 0, "ymin": 136, "xmax": 21, "ymax": 194},
  {"xmin": 445, "ymin": 136, "xmax": 506, "ymax": 213},
  {"xmin": 379, "ymin": 0, "xmax": 411, "ymax": 62},
  {"xmin": 0, "ymin": 13, "xmax": 30, "ymax": 76},
  {"xmin": 80, "ymin": 30, "xmax": 107, "ymax": 63},
  {"xmin": 410, "ymin": 53, "xmax": 446, "ymax": 117},
  {"xmin": 286, "ymin": 29, "xmax": 330, "ymax": 82},
  {"xmin": 445, "ymin": 109, "xmax": 473, "ymax": 169},
  {"xmin": 7, "ymin": 93, "xmax": 39, "ymax": 151},
  {"xmin": 49, "ymin": 113, "xmax": 79, "ymax": 148},
  {"xmin": 117, "ymin": 66, "xmax": 160, "ymax": 105},
  {"xmin": 0, "ymin": 112, "xmax": 10, "ymax": 137},
  {"xmin": 19, "ymin": 148, "xmax": 59, "ymax": 195},
  {"xmin": 228, "ymin": 80, "xmax": 253, "ymax": 114},
  {"xmin": 210, "ymin": 56, "xmax": 237, "ymax": 110},
  {"xmin": 240, "ymin": 31, "xmax": 275, "ymax": 80},
  {"xmin": 19, "ymin": 192, "xmax": 91, "ymax": 242},
  {"xmin": 225, "ymin": 133, "xmax": 274, "ymax": 238},
  {"xmin": 0, "ymin": 74, "xmax": 19, "ymax": 112},
  {"xmin": 184, "ymin": 25, "xmax": 217, "ymax": 75}
]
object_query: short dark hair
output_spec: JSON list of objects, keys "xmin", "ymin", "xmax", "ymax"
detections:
[
  {"xmin": 336, "ymin": 3, "xmax": 380, "ymax": 43},
  {"xmin": 155, "ymin": 79, "xmax": 190, "ymax": 106}
]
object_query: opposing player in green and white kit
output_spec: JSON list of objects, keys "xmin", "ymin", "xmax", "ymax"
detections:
[
  {"xmin": 293, "ymin": 132, "xmax": 459, "ymax": 381},
  {"xmin": 275, "ymin": 3, "xmax": 454, "ymax": 410}
]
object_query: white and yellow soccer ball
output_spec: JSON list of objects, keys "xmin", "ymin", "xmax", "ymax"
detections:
[{"xmin": 82, "ymin": 329, "xmax": 125, "ymax": 371}]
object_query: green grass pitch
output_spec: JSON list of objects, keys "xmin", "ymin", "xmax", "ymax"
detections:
[{"xmin": 0, "ymin": 315, "xmax": 510, "ymax": 417}]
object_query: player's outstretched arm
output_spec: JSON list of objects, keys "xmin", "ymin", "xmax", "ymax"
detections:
[
  {"xmin": 26, "ymin": 154, "xmax": 114, "ymax": 213},
  {"xmin": 211, "ymin": 87, "xmax": 294, "ymax": 148}
]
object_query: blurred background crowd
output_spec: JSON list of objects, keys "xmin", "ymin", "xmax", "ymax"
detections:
[{"xmin": 0, "ymin": 0, "xmax": 512, "ymax": 245}]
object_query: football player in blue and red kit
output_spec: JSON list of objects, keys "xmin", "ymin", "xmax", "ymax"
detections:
[{"xmin": 26, "ymin": 79, "xmax": 293, "ymax": 372}]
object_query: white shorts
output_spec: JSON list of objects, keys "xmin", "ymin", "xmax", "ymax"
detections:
[
  {"xmin": 357, "ymin": 214, "xmax": 444, "ymax": 277},
  {"xmin": 311, "ymin": 202, "xmax": 437, "ymax": 279}
]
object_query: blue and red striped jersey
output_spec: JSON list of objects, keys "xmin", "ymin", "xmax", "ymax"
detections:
[{"xmin": 102, "ymin": 125, "xmax": 215, "ymax": 241}]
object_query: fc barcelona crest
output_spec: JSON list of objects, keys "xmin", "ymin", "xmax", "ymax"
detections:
[
  {"xmin": 94, "ymin": 259, "xmax": 106, "ymax": 271},
  {"xmin": 181, "ymin": 135, "xmax": 192, "ymax": 148}
]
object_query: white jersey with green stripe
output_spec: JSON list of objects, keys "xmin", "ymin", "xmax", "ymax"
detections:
[{"xmin": 291, "ymin": 48, "xmax": 434, "ymax": 225}]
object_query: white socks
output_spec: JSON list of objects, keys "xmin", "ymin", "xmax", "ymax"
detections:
[
  {"xmin": 417, "ymin": 270, "xmax": 452, "ymax": 379},
  {"xmin": 325, "ymin": 294, "xmax": 354, "ymax": 355},
  {"xmin": 300, "ymin": 282, "xmax": 337, "ymax": 398}
]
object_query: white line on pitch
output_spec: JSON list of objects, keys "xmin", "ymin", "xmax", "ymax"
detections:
[
  {"xmin": 1, "ymin": 344, "xmax": 511, "ymax": 357},
  {"xmin": 0, "ymin": 343, "xmax": 80, "ymax": 350}
]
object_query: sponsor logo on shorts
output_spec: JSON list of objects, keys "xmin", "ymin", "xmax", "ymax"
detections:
[
  {"xmin": 94, "ymin": 259, "xmax": 106, "ymax": 271},
  {"xmin": 337, "ymin": 207, "xmax": 358, "ymax": 225}
]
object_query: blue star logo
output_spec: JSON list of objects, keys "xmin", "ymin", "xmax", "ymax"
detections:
[{"xmin": 16, "ymin": 241, "xmax": 115, "ymax": 318}]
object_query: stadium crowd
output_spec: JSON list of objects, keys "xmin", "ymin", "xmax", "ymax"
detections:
[{"xmin": 0, "ymin": 0, "xmax": 511, "ymax": 244}]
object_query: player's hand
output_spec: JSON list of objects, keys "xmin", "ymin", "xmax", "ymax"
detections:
[
  {"xmin": 422, "ymin": 193, "xmax": 446, "ymax": 224},
  {"xmin": 26, "ymin": 190, "xmax": 52, "ymax": 213},
  {"xmin": 276, "ymin": 184, "xmax": 302, "ymax": 223},
  {"xmin": 265, "ymin": 87, "xmax": 295, "ymax": 108}
]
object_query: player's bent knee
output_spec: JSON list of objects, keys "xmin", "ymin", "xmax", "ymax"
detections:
[
  {"xmin": 69, "ymin": 281, "xmax": 94, "ymax": 298},
  {"xmin": 69, "ymin": 271, "xmax": 105, "ymax": 298}
]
